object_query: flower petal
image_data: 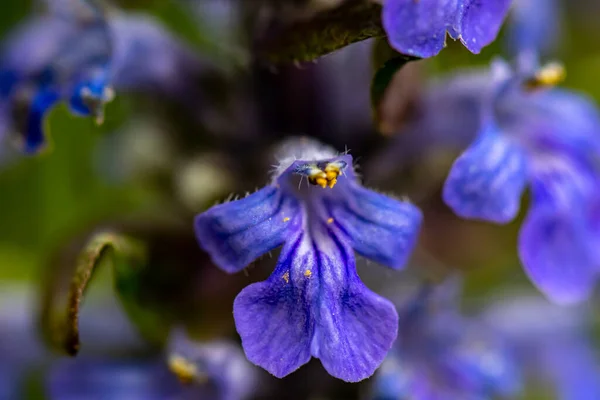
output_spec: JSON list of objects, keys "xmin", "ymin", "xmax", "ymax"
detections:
[
  {"xmin": 0, "ymin": 17, "xmax": 75, "ymax": 80},
  {"xmin": 195, "ymin": 186, "xmax": 301, "ymax": 273},
  {"xmin": 21, "ymin": 88, "xmax": 60, "ymax": 154},
  {"xmin": 232, "ymin": 233, "xmax": 314, "ymax": 379},
  {"xmin": 519, "ymin": 205, "xmax": 598, "ymax": 304},
  {"xmin": 542, "ymin": 338, "xmax": 600, "ymax": 400},
  {"xmin": 326, "ymin": 184, "xmax": 422, "ymax": 269},
  {"xmin": 443, "ymin": 126, "xmax": 528, "ymax": 223},
  {"xmin": 506, "ymin": 0, "xmax": 561, "ymax": 57},
  {"xmin": 109, "ymin": 14, "xmax": 203, "ymax": 96},
  {"xmin": 313, "ymin": 267, "xmax": 398, "ymax": 382},
  {"xmin": 458, "ymin": 0, "xmax": 512, "ymax": 54},
  {"xmin": 234, "ymin": 230, "xmax": 398, "ymax": 382},
  {"xmin": 382, "ymin": 0, "xmax": 457, "ymax": 58}
]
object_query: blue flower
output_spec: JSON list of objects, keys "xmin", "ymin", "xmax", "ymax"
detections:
[
  {"xmin": 0, "ymin": 1, "xmax": 205, "ymax": 154},
  {"xmin": 0, "ymin": 285, "xmax": 47, "ymax": 399},
  {"xmin": 442, "ymin": 58, "xmax": 600, "ymax": 304},
  {"xmin": 370, "ymin": 281, "xmax": 520, "ymax": 400},
  {"xmin": 506, "ymin": 0, "xmax": 562, "ymax": 60},
  {"xmin": 485, "ymin": 295, "xmax": 600, "ymax": 400},
  {"xmin": 167, "ymin": 329, "xmax": 259, "ymax": 400},
  {"xmin": 195, "ymin": 138, "xmax": 422, "ymax": 382},
  {"xmin": 47, "ymin": 329, "xmax": 257, "ymax": 400},
  {"xmin": 382, "ymin": 0, "xmax": 512, "ymax": 58}
]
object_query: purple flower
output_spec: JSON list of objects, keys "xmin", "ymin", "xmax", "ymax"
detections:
[
  {"xmin": 442, "ymin": 58, "xmax": 600, "ymax": 304},
  {"xmin": 47, "ymin": 330, "xmax": 257, "ymax": 400},
  {"xmin": 0, "ymin": 1, "xmax": 205, "ymax": 154},
  {"xmin": 382, "ymin": 0, "xmax": 512, "ymax": 58},
  {"xmin": 485, "ymin": 295, "xmax": 600, "ymax": 400},
  {"xmin": 370, "ymin": 282, "xmax": 520, "ymax": 400},
  {"xmin": 195, "ymin": 138, "xmax": 422, "ymax": 382},
  {"xmin": 167, "ymin": 329, "xmax": 259, "ymax": 400}
]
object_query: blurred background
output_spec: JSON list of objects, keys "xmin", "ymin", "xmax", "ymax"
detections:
[{"xmin": 1, "ymin": 0, "xmax": 600, "ymax": 399}]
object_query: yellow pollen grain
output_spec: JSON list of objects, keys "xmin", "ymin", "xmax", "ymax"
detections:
[
  {"xmin": 327, "ymin": 218, "xmax": 334, "ymax": 224},
  {"xmin": 283, "ymin": 217, "xmax": 290, "ymax": 222},
  {"xmin": 282, "ymin": 271, "xmax": 290, "ymax": 283},
  {"xmin": 304, "ymin": 269, "xmax": 312, "ymax": 278},
  {"xmin": 168, "ymin": 354, "xmax": 198, "ymax": 385}
]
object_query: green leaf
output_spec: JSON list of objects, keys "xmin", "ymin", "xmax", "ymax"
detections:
[{"xmin": 40, "ymin": 231, "xmax": 148, "ymax": 355}]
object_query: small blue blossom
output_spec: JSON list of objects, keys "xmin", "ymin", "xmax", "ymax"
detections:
[
  {"xmin": 506, "ymin": 0, "xmax": 562, "ymax": 60},
  {"xmin": 0, "ymin": 285, "xmax": 47, "ymax": 399},
  {"xmin": 167, "ymin": 329, "xmax": 259, "ymax": 400},
  {"xmin": 442, "ymin": 58, "xmax": 600, "ymax": 304},
  {"xmin": 382, "ymin": 0, "xmax": 512, "ymax": 58},
  {"xmin": 47, "ymin": 329, "xmax": 257, "ymax": 400},
  {"xmin": 485, "ymin": 295, "xmax": 600, "ymax": 400},
  {"xmin": 370, "ymin": 281, "xmax": 520, "ymax": 400},
  {"xmin": 195, "ymin": 138, "xmax": 422, "ymax": 382},
  {"xmin": 0, "ymin": 0, "xmax": 205, "ymax": 154}
]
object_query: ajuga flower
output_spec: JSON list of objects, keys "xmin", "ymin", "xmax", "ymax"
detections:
[
  {"xmin": 485, "ymin": 295, "xmax": 600, "ymax": 400},
  {"xmin": 167, "ymin": 329, "xmax": 258, "ymax": 400},
  {"xmin": 442, "ymin": 57, "xmax": 600, "ymax": 304},
  {"xmin": 0, "ymin": 0, "xmax": 205, "ymax": 153},
  {"xmin": 382, "ymin": 0, "xmax": 512, "ymax": 58},
  {"xmin": 48, "ymin": 329, "xmax": 257, "ymax": 400},
  {"xmin": 370, "ymin": 281, "xmax": 520, "ymax": 400},
  {"xmin": 195, "ymin": 138, "xmax": 422, "ymax": 382}
]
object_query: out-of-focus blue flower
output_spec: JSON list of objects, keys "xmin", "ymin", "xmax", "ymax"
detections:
[
  {"xmin": 47, "ymin": 329, "xmax": 257, "ymax": 400},
  {"xmin": 382, "ymin": 0, "xmax": 512, "ymax": 58},
  {"xmin": 485, "ymin": 295, "xmax": 600, "ymax": 400},
  {"xmin": 195, "ymin": 137, "xmax": 422, "ymax": 382},
  {"xmin": 370, "ymin": 281, "xmax": 520, "ymax": 400},
  {"xmin": 506, "ymin": 0, "xmax": 562, "ymax": 61},
  {"xmin": 167, "ymin": 329, "xmax": 259, "ymax": 400},
  {"xmin": 0, "ymin": 0, "xmax": 206, "ymax": 154},
  {"xmin": 0, "ymin": 285, "xmax": 47, "ymax": 399},
  {"xmin": 442, "ymin": 57, "xmax": 600, "ymax": 304}
]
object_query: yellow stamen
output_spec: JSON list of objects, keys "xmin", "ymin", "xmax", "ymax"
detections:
[
  {"xmin": 304, "ymin": 270, "xmax": 312, "ymax": 278},
  {"xmin": 283, "ymin": 217, "xmax": 290, "ymax": 222},
  {"xmin": 168, "ymin": 354, "xmax": 199, "ymax": 385},
  {"xmin": 327, "ymin": 218, "xmax": 334, "ymax": 224},
  {"xmin": 282, "ymin": 271, "xmax": 290, "ymax": 283},
  {"xmin": 525, "ymin": 62, "xmax": 566, "ymax": 90}
]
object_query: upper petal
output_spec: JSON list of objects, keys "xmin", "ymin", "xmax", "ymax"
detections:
[
  {"xmin": 443, "ymin": 125, "xmax": 528, "ymax": 223},
  {"xmin": 458, "ymin": 0, "xmax": 512, "ymax": 54},
  {"xmin": 195, "ymin": 185, "xmax": 301, "ymax": 273},
  {"xmin": 0, "ymin": 17, "xmax": 75, "ymax": 81},
  {"xmin": 505, "ymin": 0, "xmax": 561, "ymax": 57},
  {"xmin": 518, "ymin": 205, "xmax": 598, "ymax": 304},
  {"xmin": 382, "ymin": 0, "xmax": 458, "ymax": 58},
  {"xmin": 326, "ymin": 184, "xmax": 422, "ymax": 269}
]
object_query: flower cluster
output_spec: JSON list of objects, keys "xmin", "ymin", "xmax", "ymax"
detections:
[
  {"xmin": 2, "ymin": 0, "xmax": 600, "ymax": 398},
  {"xmin": 0, "ymin": 0, "xmax": 204, "ymax": 153}
]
